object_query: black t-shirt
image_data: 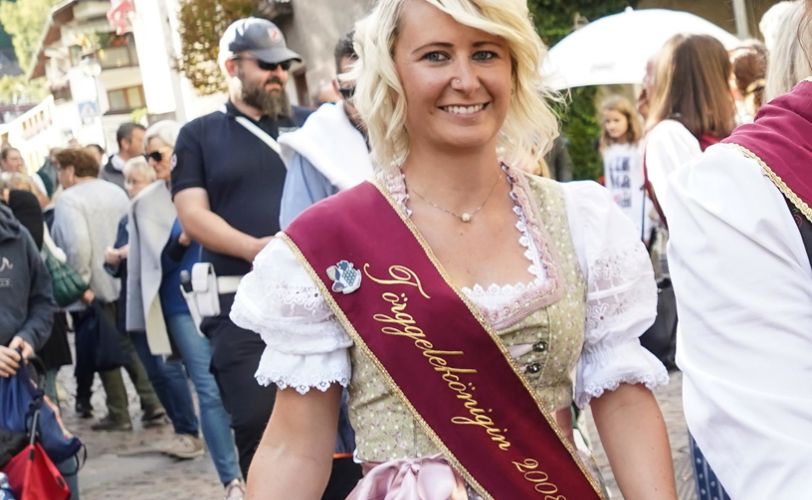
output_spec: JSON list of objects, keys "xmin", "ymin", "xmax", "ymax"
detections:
[{"xmin": 171, "ymin": 101, "xmax": 310, "ymax": 276}]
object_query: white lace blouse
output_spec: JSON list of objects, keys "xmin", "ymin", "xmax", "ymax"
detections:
[{"xmin": 231, "ymin": 169, "xmax": 668, "ymax": 409}]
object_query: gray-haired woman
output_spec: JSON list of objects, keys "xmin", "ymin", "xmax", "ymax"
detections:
[{"xmin": 130, "ymin": 121, "xmax": 244, "ymax": 497}]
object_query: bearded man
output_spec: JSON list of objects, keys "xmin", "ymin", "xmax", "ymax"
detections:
[{"xmin": 171, "ymin": 17, "xmax": 310, "ymax": 491}]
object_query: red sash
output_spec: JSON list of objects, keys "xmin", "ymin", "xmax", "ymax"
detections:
[
  {"xmin": 723, "ymin": 79, "xmax": 812, "ymax": 223},
  {"xmin": 284, "ymin": 182, "xmax": 602, "ymax": 499}
]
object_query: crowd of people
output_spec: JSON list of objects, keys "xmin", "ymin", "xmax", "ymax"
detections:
[{"xmin": 1, "ymin": 0, "xmax": 810, "ymax": 499}]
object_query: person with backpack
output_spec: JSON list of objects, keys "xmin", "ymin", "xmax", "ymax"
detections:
[
  {"xmin": 0, "ymin": 203, "xmax": 55, "ymax": 377},
  {"xmin": 643, "ymin": 34, "xmax": 736, "ymax": 212},
  {"xmin": 641, "ymin": 34, "xmax": 737, "ymax": 500},
  {"xmin": 637, "ymin": 34, "xmax": 737, "ymax": 372}
]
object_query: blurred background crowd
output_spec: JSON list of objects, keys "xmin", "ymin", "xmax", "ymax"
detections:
[{"xmin": 0, "ymin": 0, "xmax": 809, "ymax": 499}]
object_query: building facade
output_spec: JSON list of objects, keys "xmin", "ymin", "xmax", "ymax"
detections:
[
  {"xmin": 639, "ymin": 0, "xmax": 782, "ymax": 39},
  {"xmin": 16, "ymin": 0, "xmax": 374, "ymax": 167},
  {"xmin": 264, "ymin": 0, "xmax": 375, "ymax": 106},
  {"xmin": 25, "ymin": 0, "xmax": 145, "ymax": 163},
  {"xmin": 15, "ymin": 0, "xmax": 782, "ymax": 171}
]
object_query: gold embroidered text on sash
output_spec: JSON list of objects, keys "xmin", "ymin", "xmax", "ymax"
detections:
[{"xmin": 365, "ymin": 264, "xmax": 567, "ymax": 497}]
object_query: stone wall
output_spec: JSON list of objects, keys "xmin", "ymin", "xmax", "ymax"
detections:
[
  {"xmin": 638, "ymin": 0, "xmax": 783, "ymax": 39},
  {"xmin": 277, "ymin": 0, "xmax": 376, "ymax": 106}
]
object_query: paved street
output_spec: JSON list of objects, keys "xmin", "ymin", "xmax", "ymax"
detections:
[
  {"xmin": 56, "ymin": 357, "xmax": 223, "ymax": 500},
  {"xmin": 57, "ymin": 357, "xmax": 694, "ymax": 499}
]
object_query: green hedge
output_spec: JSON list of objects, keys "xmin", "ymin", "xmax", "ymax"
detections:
[
  {"xmin": 177, "ymin": 0, "xmax": 255, "ymax": 95},
  {"xmin": 528, "ymin": 1, "xmax": 638, "ymax": 180}
]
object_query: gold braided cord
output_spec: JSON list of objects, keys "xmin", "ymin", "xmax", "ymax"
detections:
[{"xmin": 730, "ymin": 144, "xmax": 812, "ymax": 224}]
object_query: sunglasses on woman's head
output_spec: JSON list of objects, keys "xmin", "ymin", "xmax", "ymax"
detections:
[
  {"xmin": 232, "ymin": 57, "xmax": 292, "ymax": 72},
  {"xmin": 146, "ymin": 151, "xmax": 163, "ymax": 163}
]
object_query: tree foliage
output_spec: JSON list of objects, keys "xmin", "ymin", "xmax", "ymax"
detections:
[
  {"xmin": 529, "ymin": 0, "xmax": 638, "ymax": 180},
  {"xmin": 0, "ymin": 74, "xmax": 46, "ymax": 103},
  {"xmin": 177, "ymin": 0, "xmax": 254, "ymax": 95},
  {"xmin": 0, "ymin": 0, "xmax": 59, "ymax": 73}
]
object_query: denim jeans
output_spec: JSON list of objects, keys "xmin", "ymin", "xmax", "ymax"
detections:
[
  {"xmin": 202, "ymin": 306, "xmax": 276, "ymax": 480},
  {"xmin": 129, "ymin": 331, "xmax": 198, "ymax": 436},
  {"xmin": 166, "ymin": 313, "xmax": 241, "ymax": 484}
]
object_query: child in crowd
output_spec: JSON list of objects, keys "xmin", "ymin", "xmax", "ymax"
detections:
[
  {"xmin": 729, "ymin": 41, "xmax": 767, "ymax": 124},
  {"xmin": 599, "ymin": 95, "xmax": 651, "ymax": 239}
]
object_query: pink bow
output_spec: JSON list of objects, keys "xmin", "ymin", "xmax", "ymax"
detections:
[{"xmin": 347, "ymin": 455, "xmax": 470, "ymax": 500}]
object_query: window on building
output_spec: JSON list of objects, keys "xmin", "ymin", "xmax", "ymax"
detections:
[
  {"xmin": 97, "ymin": 33, "xmax": 139, "ymax": 69},
  {"xmin": 293, "ymin": 68, "xmax": 309, "ymax": 108},
  {"xmin": 51, "ymin": 83, "xmax": 72, "ymax": 102},
  {"xmin": 69, "ymin": 45, "xmax": 83, "ymax": 67},
  {"xmin": 106, "ymin": 85, "xmax": 145, "ymax": 113}
]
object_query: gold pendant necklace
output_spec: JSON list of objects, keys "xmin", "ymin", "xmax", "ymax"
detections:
[{"xmin": 406, "ymin": 167, "xmax": 502, "ymax": 223}]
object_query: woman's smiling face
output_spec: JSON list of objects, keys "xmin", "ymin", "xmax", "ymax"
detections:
[{"xmin": 393, "ymin": 0, "xmax": 512, "ymax": 156}]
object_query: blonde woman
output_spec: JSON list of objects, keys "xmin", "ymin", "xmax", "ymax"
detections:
[{"xmin": 232, "ymin": 1, "xmax": 676, "ymax": 498}]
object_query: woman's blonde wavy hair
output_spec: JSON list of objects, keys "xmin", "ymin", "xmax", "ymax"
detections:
[{"xmin": 352, "ymin": 0, "xmax": 559, "ymax": 169}]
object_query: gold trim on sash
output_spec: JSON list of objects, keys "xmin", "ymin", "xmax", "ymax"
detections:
[
  {"xmin": 280, "ymin": 233, "xmax": 493, "ymax": 499},
  {"xmin": 279, "ymin": 179, "xmax": 604, "ymax": 499},
  {"xmin": 730, "ymin": 144, "xmax": 812, "ymax": 224}
]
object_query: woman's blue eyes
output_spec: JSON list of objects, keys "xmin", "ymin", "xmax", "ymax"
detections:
[
  {"xmin": 473, "ymin": 51, "xmax": 497, "ymax": 61},
  {"xmin": 424, "ymin": 52, "xmax": 449, "ymax": 62},
  {"xmin": 422, "ymin": 51, "xmax": 498, "ymax": 62}
]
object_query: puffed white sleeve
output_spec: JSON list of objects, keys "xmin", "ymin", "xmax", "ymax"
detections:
[
  {"xmin": 230, "ymin": 237, "xmax": 353, "ymax": 394},
  {"xmin": 563, "ymin": 182, "xmax": 669, "ymax": 408},
  {"xmin": 666, "ymin": 145, "xmax": 812, "ymax": 499}
]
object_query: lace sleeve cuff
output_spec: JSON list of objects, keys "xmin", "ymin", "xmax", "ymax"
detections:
[
  {"xmin": 230, "ymin": 237, "xmax": 355, "ymax": 392},
  {"xmin": 574, "ymin": 340, "xmax": 669, "ymax": 408},
  {"xmin": 563, "ymin": 181, "xmax": 668, "ymax": 408},
  {"xmin": 255, "ymin": 345, "xmax": 352, "ymax": 395},
  {"xmin": 230, "ymin": 236, "xmax": 353, "ymax": 353}
]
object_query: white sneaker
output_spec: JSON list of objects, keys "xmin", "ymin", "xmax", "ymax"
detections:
[
  {"xmin": 224, "ymin": 478, "xmax": 245, "ymax": 500},
  {"xmin": 160, "ymin": 434, "xmax": 205, "ymax": 459}
]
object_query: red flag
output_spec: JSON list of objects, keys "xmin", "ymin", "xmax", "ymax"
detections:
[{"xmin": 106, "ymin": 0, "xmax": 134, "ymax": 35}]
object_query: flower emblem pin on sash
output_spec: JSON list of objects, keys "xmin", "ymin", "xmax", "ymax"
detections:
[{"xmin": 327, "ymin": 260, "xmax": 362, "ymax": 294}]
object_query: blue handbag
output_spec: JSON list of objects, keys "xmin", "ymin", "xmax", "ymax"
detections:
[{"xmin": 0, "ymin": 360, "xmax": 82, "ymax": 465}]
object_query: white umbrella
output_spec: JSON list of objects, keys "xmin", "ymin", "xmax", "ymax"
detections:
[{"xmin": 543, "ymin": 8, "xmax": 741, "ymax": 90}]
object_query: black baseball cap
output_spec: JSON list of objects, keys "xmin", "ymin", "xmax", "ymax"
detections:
[{"xmin": 219, "ymin": 17, "xmax": 302, "ymax": 65}]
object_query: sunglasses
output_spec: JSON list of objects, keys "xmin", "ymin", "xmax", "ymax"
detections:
[
  {"xmin": 232, "ymin": 57, "xmax": 291, "ymax": 72},
  {"xmin": 146, "ymin": 151, "xmax": 163, "ymax": 162},
  {"xmin": 124, "ymin": 178, "xmax": 149, "ymax": 189},
  {"xmin": 339, "ymin": 87, "xmax": 356, "ymax": 100}
]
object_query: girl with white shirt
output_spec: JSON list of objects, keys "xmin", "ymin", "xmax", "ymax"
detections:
[{"xmin": 599, "ymin": 95, "xmax": 651, "ymax": 238}]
